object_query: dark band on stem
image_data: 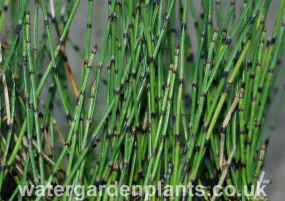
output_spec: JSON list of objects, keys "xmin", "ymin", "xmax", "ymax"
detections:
[
  {"xmin": 181, "ymin": 22, "xmax": 187, "ymax": 31},
  {"xmin": 225, "ymin": 37, "xmax": 232, "ymax": 45},
  {"xmin": 221, "ymin": 126, "xmax": 226, "ymax": 134},
  {"xmin": 3, "ymin": 4, "xmax": 9, "ymax": 11},
  {"xmin": 192, "ymin": 81, "xmax": 198, "ymax": 88},
  {"xmin": 179, "ymin": 78, "xmax": 184, "ymax": 86},
  {"xmin": 44, "ymin": 19, "xmax": 50, "ymax": 27},
  {"xmin": 15, "ymin": 24, "xmax": 22, "ymax": 36}
]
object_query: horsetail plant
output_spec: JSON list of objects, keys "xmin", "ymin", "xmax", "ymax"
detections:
[{"xmin": 1, "ymin": 0, "xmax": 285, "ymax": 201}]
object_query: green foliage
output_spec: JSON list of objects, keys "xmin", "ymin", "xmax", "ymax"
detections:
[{"xmin": 0, "ymin": 0, "xmax": 285, "ymax": 200}]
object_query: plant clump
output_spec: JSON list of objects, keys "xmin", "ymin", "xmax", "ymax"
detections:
[{"xmin": 0, "ymin": 0, "xmax": 285, "ymax": 200}]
